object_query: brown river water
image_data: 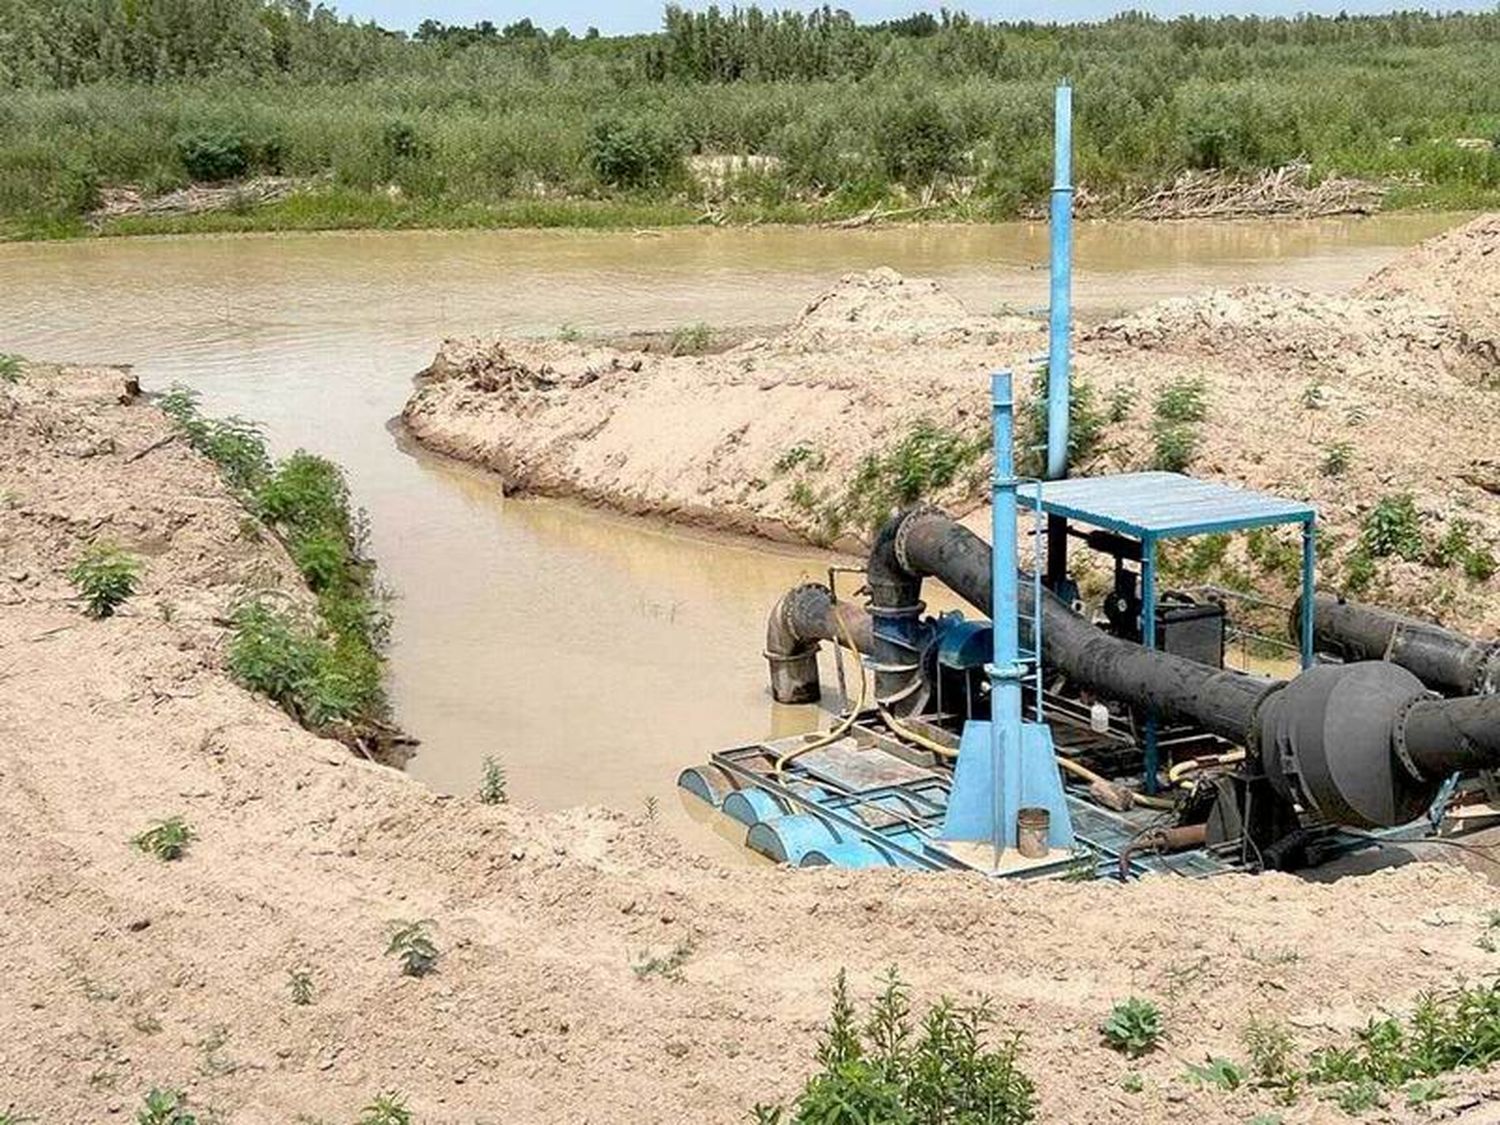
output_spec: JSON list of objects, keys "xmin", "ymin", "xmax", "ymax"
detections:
[{"xmin": 0, "ymin": 214, "xmax": 1463, "ymax": 856}]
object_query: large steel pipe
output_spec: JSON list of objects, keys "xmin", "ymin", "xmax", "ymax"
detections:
[
  {"xmin": 864, "ymin": 506, "xmax": 1500, "ymax": 828},
  {"xmin": 764, "ymin": 583, "xmax": 874, "ymax": 704},
  {"xmin": 1295, "ymin": 593, "xmax": 1499, "ymax": 696}
]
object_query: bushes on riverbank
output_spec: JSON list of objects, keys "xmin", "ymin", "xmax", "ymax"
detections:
[{"xmin": 5, "ymin": 3, "xmax": 1500, "ymax": 237}]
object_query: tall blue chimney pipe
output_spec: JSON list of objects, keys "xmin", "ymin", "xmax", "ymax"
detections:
[{"xmin": 1045, "ymin": 83, "xmax": 1074, "ymax": 483}]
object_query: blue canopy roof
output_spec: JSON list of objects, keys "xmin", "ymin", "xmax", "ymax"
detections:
[{"xmin": 1018, "ymin": 472, "xmax": 1315, "ymax": 539}]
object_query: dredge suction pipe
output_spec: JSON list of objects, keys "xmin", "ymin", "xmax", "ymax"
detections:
[
  {"xmin": 862, "ymin": 507, "xmax": 1500, "ymax": 829},
  {"xmin": 765, "ymin": 583, "xmax": 874, "ymax": 705},
  {"xmin": 1294, "ymin": 593, "xmax": 1500, "ymax": 697}
]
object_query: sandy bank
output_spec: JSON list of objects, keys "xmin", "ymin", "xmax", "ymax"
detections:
[
  {"xmin": 403, "ymin": 216, "xmax": 1500, "ymax": 633},
  {"xmin": 5, "ymin": 364, "xmax": 1500, "ymax": 1121}
]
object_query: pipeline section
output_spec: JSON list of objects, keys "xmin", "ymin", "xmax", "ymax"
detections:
[
  {"xmin": 829, "ymin": 507, "xmax": 1500, "ymax": 829},
  {"xmin": 1295, "ymin": 593, "xmax": 1500, "ymax": 697}
]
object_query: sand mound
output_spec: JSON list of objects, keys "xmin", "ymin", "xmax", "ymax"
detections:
[
  {"xmin": 1358, "ymin": 212, "xmax": 1500, "ymax": 364},
  {"xmin": 405, "ymin": 232, "xmax": 1500, "ymax": 630},
  {"xmin": 8, "ymin": 361, "xmax": 1500, "ymax": 1123}
]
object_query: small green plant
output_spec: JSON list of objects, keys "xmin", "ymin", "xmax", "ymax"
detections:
[
  {"xmin": 1344, "ymin": 548, "xmax": 1378, "ymax": 595},
  {"xmin": 136, "ymin": 1087, "xmax": 197, "ymax": 1125},
  {"xmin": 1246, "ymin": 528, "xmax": 1301, "ymax": 580},
  {"xmin": 643, "ymin": 794, "xmax": 660, "ymax": 821},
  {"xmin": 159, "ymin": 386, "xmax": 270, "ymax": 493},
  {"xmin": 773, "ymin": 443, "xmax": 826, "ymax": 474},
  {"xmin": 0, "ymin": 353, "xmax": 21, "ymax": 383},
  {"xmin": 387, "ymin": 919, "xmax": 438, "ymax": 978},
  {"xmin": 478, "ymin": 756, "xmax": 508, "ymax": 804},
  {"xmin": 1101, "ymin": 998, "xmax": 1164, "ymax": 1058},
  {"xmin": 1333, "ymin": 1078, "xmax": 1383, "ymax": 1113},
  {"xmin": 1320, "ymin": 440, "xmax": 1353, "ymax": 477},
  {"xmin": 1151, "ymin": 420, "xmax": 1199, "ymax": 472},
  {"xmin": 759, "ymin": 969, "xmax": 1035, "ymax": 1124},
  {"xmin": 1360, "ymin": 493, "xmax": 1424, "ymax": 561},
  {"xmin": 841, "ymin": 418, "xmax": 988, "ymax": 532},
  {"xmin": 1299, "ymin": 380, "xmax": 1326, "ymax": 410},
  {"xmin": 1021, "ymin": 365, "xmax": 1107, "ymax": 477},
  {"xmin": 1404, "ymin": 1076, "xmax": 1446, "ymax": 1107},
  {"xmin": 633, "ymin": 933, "xmax": 696, "ymax": 981},
  {"xmin": 669, "ymin": 322, "xmax": 712, "ymax": 355},
  {"xmin": 1243, "ymin": 1018, "xmax": 1297, "ymax": 1088},
  {"xmin": 132, "ymin": 816, "xmax": 194, "ymax": 861},
  {"xmin": 1431, "ymin": 519, "xmax": 1496, "ymax": 582},
  {"xmin": 0, "ymin": 1109, "xmax": 36, "ymax": 1125},
  {"xmin": 288, "ymin": 967, "xmax": 314, "ymax": 1006},
  {"xmin": 69, "ymin": 544, "xmax": 142, "ymax": 618},
  {"xmin": 1119, "ymin": 1071, "xmax": 1144, "ymax": 1093},
  {"xmin": 227, "ymin": 598, "xmax": 382, "ymax": 728},
  {"xmin": 1155, "ymin": 376, "xmax": 1208, "ymax": 423},
  {"xmin": 556, "ymin": 322, "xmax": 583, "ymax": 343},
  {"xmin": 1184, "ymin": 1055, "xmax": 1246, "ymax": 1091},
  {"xmin": 356, "ymin": 1092, "xmax": 412, "ymax": 1125},
  {"xmin": 1106, "ymin": 381, "xmax": 1136, "ymax": 424}
]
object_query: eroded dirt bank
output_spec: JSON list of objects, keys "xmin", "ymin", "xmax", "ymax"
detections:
[
  {"xmin": 403, "ymin": 215, "xmax": 1500, "ymax": 633},
  {"xmin": 4, "ymin": 364, "xmax": 1500, "ymax": 1122}
]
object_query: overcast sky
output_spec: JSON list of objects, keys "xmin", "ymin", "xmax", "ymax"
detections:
[{"xmin": 337, "ymin": 1, "xmax": 1497, "ymax": 36}]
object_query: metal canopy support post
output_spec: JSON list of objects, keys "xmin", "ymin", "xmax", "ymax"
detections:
[
  {"xmin": 1140, "ymin": 535, "xmax": 1160, "ymax": 794},
  {"xmin": 1300, "ymin": 515, "xmax": 1317, "ymax": 670}
]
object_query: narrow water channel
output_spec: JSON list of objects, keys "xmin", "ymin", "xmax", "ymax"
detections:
[{"xmin": 0, "ymin": 215, "xmax": 1462, "ymax": 855}]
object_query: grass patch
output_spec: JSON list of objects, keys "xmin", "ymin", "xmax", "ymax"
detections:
[
  {"xmin": 132, "ymin": 816, "xmax": 193, "ymax": 861},
  {"xmin": 0, "ymin": 354, "xmax": 22, "ymax": 383},
  {"xmin": 69, "ymin": 544, "xmax": 142, "ymax": 619},
  {"xmin": 754, "ymin": 969, "xmax": 1035, "ymax": 1124},
  {"xmin": 633, "ymin": 933, "xmax": 696, "ymax": 982},
  {"xmin": 160, "ymin": 387, "xmax": 388, "ymax": 732},
  {"xmin": 668, "ymin": 322, "xmax": 713, "ymax": 355}
]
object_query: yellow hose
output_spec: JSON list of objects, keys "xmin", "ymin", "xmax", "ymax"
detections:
[
  {"xmin": 775, "ymin": 608, "xmax": 868, "ymax": 776},
  {"xmin": 1167, "ymin": 748, "xmax": 1246, "ymax": 787},
  {"xmin": 776, "ymin": 610, "xmax": 1178, "ymax": 813}
]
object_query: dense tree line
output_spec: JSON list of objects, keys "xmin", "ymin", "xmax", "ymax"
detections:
[{"xmin": 2, "ymin": 1, "xmax": 1499, "ymax": 234}]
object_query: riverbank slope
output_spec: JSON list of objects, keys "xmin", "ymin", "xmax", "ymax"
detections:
[
  {"xmin": 403, "ymin": 214, "xmax": 1500, "ymax": 634},
  {"xmin": 5, "ymin": 359, "xmax": 1500, "ymax": 1121}
]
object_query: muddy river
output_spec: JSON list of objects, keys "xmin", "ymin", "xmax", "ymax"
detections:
[{"xmin": 0, "ymin": 214, "xmax": 1463, "ymax": 854}]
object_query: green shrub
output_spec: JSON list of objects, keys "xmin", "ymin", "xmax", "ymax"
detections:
[
  {"xmin": 873, "ymin": 95, "xmax": 963, "ymax": 185},
  {"xmin": 387, "ymin": 919, "xmax": 439, "ymax": 978},
  {"xmin": 1431, "ymin": 519, "xmax": 1497, "ymax": 581},
  {"xmin": 132, "ymin": 816, "xmax": 193, "ymax": 861},
  {"xmin": 1101, "ymin": 998, "xmax": 1164, "ymax": 1058},
  {"xmin": 1343, "ymin": 548, "xmax": 1378, "ymax": 595},
  {"xmin": 135, "ymin": 1088, "xmax": 197, "ymax": 1125},
  {"xmin": 1155, "ymin": 377, "xmax": 1208, "ymax": 424},
  {"xmin": 760, "ymin": 969, "xmax": 1035, "ymax": 1124},
  {"xmin": 842, "ymin": 419, "xmax": 988, "ymax": 532},
  {"xmin": 159, "ymin": 386, "xmax": 270, "ymax": 492},
  {"xmin": 69, "ymin": 545, "xmax": 142, "ymax": 618},
  {"xmin": 176, "ymin": 130, "xmax": 251, "ymax": 182},
  {"xmin": 288, "ymin": 967, "xmax": 314, "ymax": 1006},
  {"xmin": 1151, "ymin": 421, "xmax": 1199, "ymax": 472},
  {"xmin": 1359, "ymin": 493, "xmax": 1424, "ymax": 560},
  {"xmin": 357, "ymin": 1093, "xmax": 413, "ymax": 1125},
  {"xmin": 227, "ymin": 598, "xmax": 382, "ymax": 727},
  {"xmin": 587, "ymin": 116, "xmax": 683, "ymax": 188},
  {"xmin": 1320, "ymin": 441, "xmax": 1353, "ymax": 477},
  {"xmin": 478, "ymin": 755, "xmax": 508, "ymax": 804},
  {"xmin": 1020, "ymin": 366, "xmax": 1106, "ymax": 477},
  {"xmin": 0, "ymin": 354, "xmax": 21, "ymax": 383}
]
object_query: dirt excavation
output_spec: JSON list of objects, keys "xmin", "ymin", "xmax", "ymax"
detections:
[
  {"xmin": 4, "ymin": 364, "xmax": 1500, "ymax": 1123},
  {"xmin": 404, "ymin": 213, "xmax": 1500, "ymax": 634}
]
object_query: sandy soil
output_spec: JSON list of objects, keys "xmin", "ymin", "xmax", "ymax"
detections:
[
  {"xmin": 403, "ymin": 216, "xmax": 1500, "ymax": 632},
  {"xmin": 5, "ymin": 365, "xmax": 1500, "ymax": 1123}
]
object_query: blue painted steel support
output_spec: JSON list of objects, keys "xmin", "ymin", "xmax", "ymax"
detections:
[
  {"xmin": 991, "ymin": 371, "xmax": 1025, "ymax": 855},
  {"xmin": 1045, "ymin": 83, "xmax": 1074, "ymax": 483},
  {"xmin": 939, "ymin": 372, "xmax": 1073, "ymax": 857},
  {"xmin": 1141, "ymin": 535, "xmax": 1160, "ymax": 794},
  {"xmin": 1300, "ymin": 515, "xmax": 1317, "ymax": 670}
]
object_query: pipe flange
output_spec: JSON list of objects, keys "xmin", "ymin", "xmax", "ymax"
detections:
[
  {"xmin": 1391, "ymin": 694, "xmax": 1425, "ymax": 783},
  {"xmin": 893, "ymin": 505, "xmax": 941, "ymax": 575},
  {"xmin": 1474, "ymin": 642, "xmax": 1500, "ymax": 696}
]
